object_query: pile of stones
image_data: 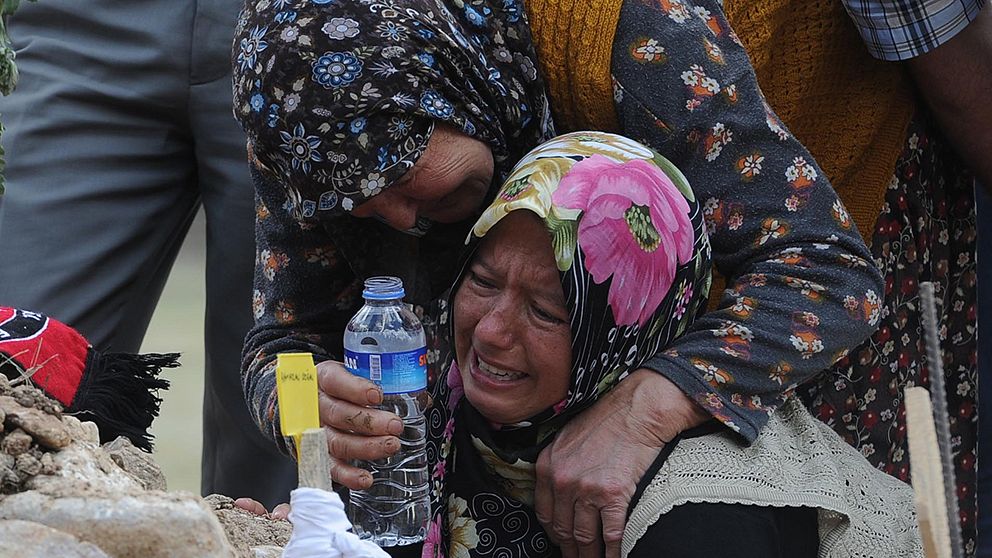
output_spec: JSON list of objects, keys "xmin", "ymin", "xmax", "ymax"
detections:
[
  {"xmin": 0, "ymin": 375, "xmax": 291, "ymax": 557},
  {"xmin": 0, "ymin": 379, "xmax": 63, "ymax": 494}
]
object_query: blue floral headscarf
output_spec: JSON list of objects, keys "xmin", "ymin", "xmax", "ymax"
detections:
[
  {"xmin": 232, "ymin": 0, "xmax": 554, "ymax": 223},
  {"xmin": 424, "ymin": 132, "xmax": 712, "ymax": 557}
]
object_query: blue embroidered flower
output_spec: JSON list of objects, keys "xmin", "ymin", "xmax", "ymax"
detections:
[
  {"xmin": 417, "ymin": 52, "xmax": 435, "ymax": 67},
  {"xmin": 280, "ymin": 26, "xmax": 300, "ymax": 42},
  {"xmin": 237, "ymin": 25, "xmax": 268, "ymax": 72},
  {"xmin": 417, "ymin": 28, "xmax": 434, "ymax": 40},
  {"xmin": 463, "ymin": 119, "xmax": 476, "ymax": 136},
  {"xmin": 279, "ymin": 123, "xmax": 323, "ymax": 174},
  {"xmin": 272, "ymin": 0, "xmax": 293, "ymax": 9},
  {"xmin": 421, "ymin": 90, "xmax": 454, "ymax": 119},
  {"xmin": 350, "ymin": 117, "xmax": 366, "ymax": 134},
  {"xmin": 387, "ymin": 116, "xmax": 412, "ymax": 139},
  {"xmin": 464, "ymin": 5, "xmax": 485, "ymax": 26},
  {"xmin": 250, "ymin": 92, "xmax": 266, "ymax": 112},
  {"xmin": 312, "ymin": 52, "xmax": 363, "ymax": 89},
  {"xmin": 377, "ymin": 21, "xmax": 408, "ymax": 41}
]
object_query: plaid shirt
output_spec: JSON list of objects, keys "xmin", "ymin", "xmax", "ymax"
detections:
[{"xmin": 842, "ymin": 0, "xmax": 987, "ymax": 60}]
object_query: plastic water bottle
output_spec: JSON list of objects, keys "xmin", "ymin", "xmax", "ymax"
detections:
[{"xmin": 343, "ymin": 276, "xmax": 430, "ymax": 547}]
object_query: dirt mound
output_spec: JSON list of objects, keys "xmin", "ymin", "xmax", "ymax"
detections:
[{"xmin": 0, "ymin": 374, "xmax": 290, "ymax": 557}]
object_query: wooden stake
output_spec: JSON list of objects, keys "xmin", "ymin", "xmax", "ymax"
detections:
[
  {"xmin": 906, "ymin": 386, "xmax": 952, "ymax": 558},
  {"xmin": 297, "ymin": 427, "xmax": 333, "ymax": 491}
]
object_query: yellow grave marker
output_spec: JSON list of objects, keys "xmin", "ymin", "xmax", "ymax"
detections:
[
  {"xmin": 276, "ymin": 352, "xmax": 320, "ymax": 447},
  {"xmin": 276, "ymin": 353, "xmax": 332, "ymax": 490}
]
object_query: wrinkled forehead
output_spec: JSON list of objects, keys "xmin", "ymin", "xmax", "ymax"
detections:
[{"xmin": 471, "ymin": 210, "xmax": 570, "ymax": 305}]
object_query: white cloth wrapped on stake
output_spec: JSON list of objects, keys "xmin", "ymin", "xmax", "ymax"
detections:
[{"xmin": 282, "ymin": 488, "xmax": 390, "ymax": 558}]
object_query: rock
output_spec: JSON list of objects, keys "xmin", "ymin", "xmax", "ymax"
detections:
[
  {"xmin": 205, "ymin": 494, "xmax": 291, "ymax": 558},
  {"xmin": 1, "ymin": 428, "xmax": 32, "ymax": 456},
  {"xmin": 102, "ymin": 436, "xmax": 167, "ymax": 491},
  {"xmin": 0, "ymin": 519, "xmax": 111, "ymax": 557},
  {"xmin": 25, "ymin": 438, "xmax": 141, "ymax": 493},
  {"xmin": 62, "ymin": 416, "xmax": 101, "ymax": 446},
  {"xmin": 39, "ymin": 452, "xmax": 57, "ymax": 475},
  {"xmin": 15, "ymin": 452, "xmax": 42, "ymax": 477},
  {"xmin": 11, "ymin": 385, "xmax": 36, "ymax": 408},
  {"xmin": 0, "ymin": 396, "xmax": 70, "ymax": 449},
  {"xmin": 0, "ymin": 453, "xmax": 17, "ymax": 492},
  {"xmin": 0, "ymin": 484, "xmax": 237, "ymax": 557},
  {"xmin": 11, "ymin": 384, "xmax": 62, "ymax": 416}
]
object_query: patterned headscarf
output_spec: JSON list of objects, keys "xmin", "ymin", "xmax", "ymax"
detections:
[
  {"xmin": 232, "ymin": 0, "xmax": 554, "ymax": 223},
  {"xmin": 424, "ymin": 132, "xmax": 712, "ymax": 557}
]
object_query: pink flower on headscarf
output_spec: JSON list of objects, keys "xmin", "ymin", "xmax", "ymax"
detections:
[{"xmin": 552, "ymin": 155, "xmax": 694, "ymax": 326}]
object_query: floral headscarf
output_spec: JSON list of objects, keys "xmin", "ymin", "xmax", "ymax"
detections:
[
  {"xmin": 232, "ymin": 0, "xmax": 554, "ymax": 223},
  {"xmin": 424, "ymin": 132, "xmax": 712, "ymax": 557}
]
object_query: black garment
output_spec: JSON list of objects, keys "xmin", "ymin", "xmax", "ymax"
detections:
[
  {"xmin": 386, "ymin": 502, "xmax": 818, "ymax": 558},
  {"xmin": 628, "ymin": 503, "xmax": 819, "ymax": 558},
  {"xmin": 387, "ymin": 422, "xmax": 819, "ymax": 558},
  {"xmin": 627, "ymin": 423, "xmax": 819, "ymax": 558}
]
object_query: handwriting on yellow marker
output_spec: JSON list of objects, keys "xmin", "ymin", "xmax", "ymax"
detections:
[{"xmin": 275, "ymin": 353, "xmax": 320, "ymax": 456}]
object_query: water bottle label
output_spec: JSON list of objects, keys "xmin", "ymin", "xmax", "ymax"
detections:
[{"xmin": 344, "ymin": 348, "xmax": 427, "ymax": 394}]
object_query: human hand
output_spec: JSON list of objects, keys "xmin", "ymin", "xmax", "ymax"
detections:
[
  {"xmin": 534, "ymin": 370, "xmax": 708, "ymax": 558},
  {"xmin": 350, "ymin": 123, "xmax": 494, "ymax": 230},
  {"xmin": 234, "ymin": 498, "xmax": 292, "ymax": 520},
  {"xmin": 315, "ymin": 360, "xmax": 404, "ymax": 490}
]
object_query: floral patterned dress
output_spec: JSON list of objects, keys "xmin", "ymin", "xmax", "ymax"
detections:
[{"xmin": 802, "ymin": 116, "xmax": 978, "ymax": 555}]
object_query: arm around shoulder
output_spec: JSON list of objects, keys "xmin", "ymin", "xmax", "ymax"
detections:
[{"xmin": 610, "ymin": 0, "xmax": 884, "ymax": 441}]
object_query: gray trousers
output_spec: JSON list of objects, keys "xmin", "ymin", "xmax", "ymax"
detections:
[{"xmin": 0, "ymin": 0, "xmax": 296, "ymax": 507}]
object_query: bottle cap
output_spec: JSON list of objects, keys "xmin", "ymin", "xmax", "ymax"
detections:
[{"xmin": 362, "ymin": 276, "xmax": 405, "ymax": 300}]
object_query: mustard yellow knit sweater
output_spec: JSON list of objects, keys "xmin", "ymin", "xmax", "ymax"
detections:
[{"xmin": 524, "ymin": 0, "xmax": 917, "ymax": 244}]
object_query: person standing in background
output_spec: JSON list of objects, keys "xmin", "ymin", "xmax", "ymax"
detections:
[
  {"xmin": 0, "ymin": 0, "xmax": 297, "ymax": 507},
  {"xmin": 719, "ymin": 1, "xmax": 988, "ymax": 554}
]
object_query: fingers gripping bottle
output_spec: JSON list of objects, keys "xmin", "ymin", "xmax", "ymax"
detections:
[{"xmin": 344, "ymin": 277, "xmax": 430, "ymax": 546}]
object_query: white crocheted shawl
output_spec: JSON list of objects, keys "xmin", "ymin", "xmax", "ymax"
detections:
[{"xmin": 623, "ymin": 398, "xmax": 923, "ymax": 558}]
